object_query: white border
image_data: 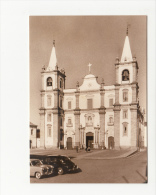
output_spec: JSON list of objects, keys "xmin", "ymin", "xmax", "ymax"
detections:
[{"xmin": 0, "ymin": 1, "xmax": 155, "ymax": 195}]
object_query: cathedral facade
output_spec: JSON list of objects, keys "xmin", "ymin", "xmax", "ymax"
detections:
[{"xmin": 39, "ymin": 32, "xmax": 146, "ymax": 150}]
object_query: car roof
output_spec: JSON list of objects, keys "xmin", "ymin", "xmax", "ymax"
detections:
[{"xmin": 30, "ymin": 159, "xmax": 41, "ymax": 161}]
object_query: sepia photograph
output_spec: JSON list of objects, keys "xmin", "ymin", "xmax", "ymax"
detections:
[{"xmin": 29, "ymin": 16, "xmax": 147, "ymax": 183}]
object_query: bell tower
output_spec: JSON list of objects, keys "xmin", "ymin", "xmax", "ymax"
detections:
[
  {"xmin": 39, "ymin": 40, "xmax": 66, "ymax": 148},
  {"xmin": 114, "ymin": 27, "xmax": 139, "ymax": 149}
]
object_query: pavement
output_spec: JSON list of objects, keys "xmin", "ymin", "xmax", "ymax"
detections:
[{"xmin": 30, "ymin": 147, "xmax": 142, "ymax": 160}]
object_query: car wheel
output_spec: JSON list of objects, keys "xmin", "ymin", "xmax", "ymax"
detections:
[
  {"xmin": 58, "ymin": 167, "xmax": 64, "ymax": 175},
  {"xmin": 35, "ymin": 172, "xmax": 42, "ymax": 179}
]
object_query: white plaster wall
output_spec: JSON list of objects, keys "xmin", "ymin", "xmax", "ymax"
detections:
[
  {"xmin": 43, "ymin": 93, "xmax": 54, "ymax": 108},
  {"xmin": 118, "ymin": 64, "xmax": 133, "ymax": 84},
  {"xmin": 79, "ymin": 93, "xmax": 101, "ymax": 109},
  {"xmin": 104, "ymin": 90, "xmax": 115, "ymax": 107},
  {"xmin": 63, "ymin": 95, "xmax": 76, "ymax": 110},
  {"xmin": 119, "ymin": 87, "xmax": 132, "ymax": 105},
  {"xmin": 79, "ymin": 76, "xmax": 100, "ymax": 91},
  {"xmin": 64, "ymin": 113, "xmax": 75, "ymax": 130},
  {"xmin": 80, "ymin": 112, "xmax": 100, "ymax": 128},
  {"xmin": 120, "ymin": 108, "xmax": 131, "ymax": 146},
  {"xmin": 30, "ymin": 127, "xmax": 37, "ymax": 148},
  {"xmin": 105, "ymin": 111, "xmax": 114, "ymax": 148},
  {"xmin": 45, "ymin": 112, "xmax": 53, "ymax": 146}
]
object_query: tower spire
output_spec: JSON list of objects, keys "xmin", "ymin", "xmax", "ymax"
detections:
[
  {"xmin": 47, "ymin": 40, "xmax": 57, "ymax": 70},
  {"xmin": 121, "ymin": 27, "xmax": 132, "ymax": 62}
]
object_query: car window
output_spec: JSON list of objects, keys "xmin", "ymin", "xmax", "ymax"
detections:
[
  {"xmin": 31, "ymin": 160, "xmax": 42, "ymax": 166},
  {"xmin": 50, "ymin": 158, "xmax": 57, "ymax": 163}
]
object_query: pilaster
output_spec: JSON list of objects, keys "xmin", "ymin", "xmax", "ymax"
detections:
[
  {"xmin": 39, "ymin": 109, "xmax": 45, "ymax": 148},
  {"xmin": 130, "ymin": 106, "xmax": 138, "ymax": 148},
  {"xmin": 113, "ymin": 104, "xmax": 121, "ymax": 149},
  {"xmin": 99, "ymin": 107, "xmax": 106, "ymax": 147}
]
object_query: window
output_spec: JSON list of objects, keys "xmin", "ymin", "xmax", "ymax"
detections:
[
  {"xmin": 47, "ymin": 114, "xmax": 51, "ymax": 122},
  {"xmin": 123, "ymin": 122, "xmax": 128, "ymax": 136},
  {"xmin": 60, "ymin": 97, "xmax": 62, "ymax": 108},
  {"xmin": 109, "ymin": 117, "xmax": 113, "ymax": 123},
  {"xmin": 68, "ymin": 101, "xmax": 71, "ymax": 109},
  {"xmin": 123, "ymin": 90, "xmax": 128, "ymax": 102},
  {"xmin": 47, "ymin": 126, "xmax": 51, "ymax": 137},
  {"xmin": 87, "ymin": 99, "xmax": 93, "ymax": 109},
  {"xmin": 31, "ymin": 129, "xmax": 33, "ymax": 135},
  {"xmin": 122, "ymin": 70, "xmax": 129, "ymax": 81},
  {"xmin": 60, "ymin": 78, "xmax": 63, "ymax": 89},
  {"xmin": 67, "ymin": 118, "xmax": 73, "ymax": 127},
  {"xmin": 47, "ymin": 77, "xmax": 52, "ymax": 86},
  {"xmin": 123, "ymin": 110, "xmax": 128, "ymax": 119},
  {"xmin": 47, "ymin": 96, "xmax": 51, "ymax": 106},
  {"xmin": 109, "ymin": 99, "xmax": 113, "ymax": 107},
  {"xmin": 68, "ymin": 118, "xmax": 72, "ymax": 125}
]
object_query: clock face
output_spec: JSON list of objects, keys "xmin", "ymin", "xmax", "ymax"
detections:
[{"xmin": 88, "ymin": 83, "xmax": 92, "ymax": 87}]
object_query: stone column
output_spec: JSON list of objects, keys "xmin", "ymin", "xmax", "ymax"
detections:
[
  {"xmin": 114, "ymin": 108, "xmax": 120, "ymax": 149},
  {"xmin": 132, "ymin": 61, "xmax": 138, "ymax": 83},
  {"xmin": 131, "ymin": 84, "xmax": 137, "ymax": 103},
  {"xmin": 114, "ymin": 85, "xmax": 121, "ymax": 149},
  {"xmin": 74, "ymin": 90, "xmax": 80, "ymax": 147},
  {"xmin": 115, "ymin": 65, "xmax": 119, "ymax": 84},
  {"xmin": 99, "ymin": 109, "xmax": 105, "ymax": 147}
]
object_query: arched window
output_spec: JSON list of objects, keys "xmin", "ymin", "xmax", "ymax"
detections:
[
  {"xmin": 47, "ymin": 77, "xmax": 52, "ymax": 86},
  {"xmin": 122, "ymin": 69, "xmax": 129, "ymax": 81},
  {"xmin": 123, "ymin": 122, "xmax": 128, "ymax": 136}
]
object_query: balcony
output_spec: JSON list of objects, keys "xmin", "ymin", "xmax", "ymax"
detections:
[{"xmin": 66, "ymin": 123, "xmax": 73, "ymax": 127}]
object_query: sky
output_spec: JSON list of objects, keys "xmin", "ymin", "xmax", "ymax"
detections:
[{"xmin": 30, "ymin": 16, "xmax": 147, "ymax": 127}]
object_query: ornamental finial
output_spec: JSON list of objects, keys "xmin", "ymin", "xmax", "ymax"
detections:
[{"xmin": 53, "ymin": 40, "xmax": 55, "ymax": 46}]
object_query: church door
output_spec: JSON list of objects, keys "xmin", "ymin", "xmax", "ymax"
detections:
[
  {"xmin": 108, "ymin": 136, "xmax": 114, "ymax": 149},
  {"xmin": 86, "ymin": 132, "xmax": 94, "ymax": 148},
  {"xmin": 67, "ymin": 137, "xmax": 72, "ymax": 150}
]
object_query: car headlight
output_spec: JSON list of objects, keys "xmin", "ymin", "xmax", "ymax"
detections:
[{"xmin": 42, "ymin": 168, "xmax": 45, "ymax": 171}]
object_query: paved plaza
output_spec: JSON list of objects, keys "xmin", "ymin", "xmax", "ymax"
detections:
[{"xmin": 30, "ymin": 148, "xmax": 147, "ymax": 183}]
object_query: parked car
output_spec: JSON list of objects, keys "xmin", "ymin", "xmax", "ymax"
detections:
[
  {"xmin": 30, "ymin": 159, "xmax": 54, "ymax": 179},
  {"xmin": 30, "ymin": 154, "xmax": 59, "ymax": 175},
  {"xmin": 47, "ymin": 155, "xmax": 79, "ymax": 175}
]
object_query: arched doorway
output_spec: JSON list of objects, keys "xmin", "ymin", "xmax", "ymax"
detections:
[
  {"xmin": 67, "ymin": 137, "xmax": 72, "ymax": 150},
  {"xmin": 86, "ymin": 132, "xmax": 94, "ymax": 148},
  {"xmin": 108, "ymin": 136, "xmax": 114, "ymax": 149}
]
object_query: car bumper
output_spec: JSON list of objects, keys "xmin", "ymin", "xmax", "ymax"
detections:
[{"xmin": 68, "ymin": 165, "xmax": 79, "ymax": 172}]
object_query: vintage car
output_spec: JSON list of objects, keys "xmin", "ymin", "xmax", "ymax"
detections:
[
  {"xmin": 30, "ymin": 154, "xmax": 79, "ymax": 175},
  {"xmin": 30, "ymin": 159, "xmax": 54, "ymax": 179},
  {"xmin": 47, "ymin": 155, "xmax": 79, "ymax": 174}
]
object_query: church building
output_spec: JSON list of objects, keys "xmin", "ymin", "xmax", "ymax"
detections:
[{"xmin": 39, "ymin": 29, "xmax": 146, "ymax": 150}]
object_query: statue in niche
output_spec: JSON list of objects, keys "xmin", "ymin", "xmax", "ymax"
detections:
[{"xmin": 87, "ymin": 116, "xmax": 93, "ymax": 126}]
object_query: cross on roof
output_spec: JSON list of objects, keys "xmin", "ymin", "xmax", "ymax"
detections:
[{"xmin": 88, "ymin": 63, "xmax": 92, "ymax": 73}]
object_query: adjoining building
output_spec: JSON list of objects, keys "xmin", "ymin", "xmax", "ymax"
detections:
[
  {"xmin": 39, "ymin": 29, "xmax": 146, "ymax": 150},
  {"xmin": 30, "ymin": 122, "xmax": 38, "ymax": 148}
]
